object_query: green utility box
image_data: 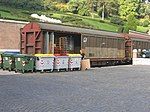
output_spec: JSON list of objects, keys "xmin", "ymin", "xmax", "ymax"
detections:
[
  {"xmin": 14, "ymin": 54, "xmax": 35, "ymax": 73},
  {"xmin": 0, "ymin": 52, "xmax": 3, "ymax": 69},
  {"xmin": 2, "ymin": 53, "xmax": 16, "ymax": 71}
]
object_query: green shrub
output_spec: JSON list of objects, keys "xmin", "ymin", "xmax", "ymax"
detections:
[
  {"xmin": 110, "ymin": 16, "xmax": 124, "ymax": 25},
  {"xmin": 138, "ymin": 21, "xmax": 143, "ymax": 26},
  {"xmin": 126, "ymin": 14, "xmax": 138, "ymax": 31},
  {"xmin": 123, "ymin": 27, "xmax": 129, "ymax": 33},
  {"xmin": 142, "ymin": 19, "xmax": 149, "ymax": 27},
  {"xmin": 22, "ymin": 11, "xmax": 33, "ymax": 15},
  {"xmin": 61, "ymin": 16, "xmax": 80, "ymax": 22},
  {"xmin": 90, "ymin": 13, "xmax": 99, "ymax": 18},
  {"xmin": 60, "ymin": 8, "xmax": 68, "ymax": 12},
  {"xmin": 118, "ymin": 26, "xmax": 124, "ymax": 33},
  {"xmin": 0, "ymin": 9, "xmax": 10, "ymax": 13},
  {"xmin": 72, "ymin": 21, "xmax": 92, "ymax": 28},
  {"xmin": 67, "ymin": 1, "xmax": 78, "ymax": 14},
  {"xmin": 98, "ymin": 19, "xmax": 105, "ymax": 23},
  {"xmin": 78, "ymin": 8, "xmax": 90, "ymax": 16}
]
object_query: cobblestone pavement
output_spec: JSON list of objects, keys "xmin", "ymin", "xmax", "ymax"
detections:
[{"xmin": 0, "ymin": 65, "xmax": 150, "ymax": 112}]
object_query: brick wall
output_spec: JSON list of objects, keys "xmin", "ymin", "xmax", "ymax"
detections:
[{"xmin": 0, "ymin": 21, "xmax": 26, "ymax": 50}]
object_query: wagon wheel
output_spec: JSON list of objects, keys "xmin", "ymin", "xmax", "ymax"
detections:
[
  {"xmin": 66, "ymin": 68, "xmax": 68, "ymax": 72},
  {"xmin": 33, "ymin": 68, "xmax": 36, "ymax": 73},
  {"xmin": 9, "ymin": 69, "xmax": 11, "ymax": 72},
  {"xmin": 40, "ymin": 70, "xmax": 44, "ymax": 73},
  {"xmin": 70, "ymin": 68, "xmax": 73, "ymax": 71},
  {"xmin": 50, "ymin": 69, "xmax": 53, "ymax": 72},
  {"xmin": 142, "ymin": 54, "xmax": 146, "ymax": 58},
  {"xmin": 15, "ymin": 69, "xmax": 18, "ymax": 73},
  {"xmin": 31, "ymin": 70, "xmax": 34, "ymax": 73}
]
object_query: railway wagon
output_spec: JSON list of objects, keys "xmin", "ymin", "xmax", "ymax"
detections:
[
  {"xmin": 125, "ymin": 31, "xmax": 150, "ymax": 61},
  {"xmin": 21, "ymin": 22, "xmax": 127, "ymax": 66},
  {"xmin": 81, "ymin": 34, "xmax": 126, "ymax": 66}
]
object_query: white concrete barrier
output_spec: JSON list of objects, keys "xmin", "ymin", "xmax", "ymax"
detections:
[
  {"xmin": 133, "ymin": 49, "xmax": 137, "ymax": 58},
  {"xmin": 133, "ymin": 58, "xmax": 150, "ymax": 65}
]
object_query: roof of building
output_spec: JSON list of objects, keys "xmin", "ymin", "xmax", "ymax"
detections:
[{"xmin": 0, "ymin": 19, "xmax": 28, "ymax": 24}]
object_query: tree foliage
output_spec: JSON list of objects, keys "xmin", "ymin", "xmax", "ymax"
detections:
[
  {"xmin": 118, "ymin": 0, "xmax": 139, "ymax": 19},
  {"xmin": 0, "ymin": 0, "xmax": 43, "ymax": 10},
  {"xmin": 124, "ymin": 14, "xmax": 138, "ymax": 32}
]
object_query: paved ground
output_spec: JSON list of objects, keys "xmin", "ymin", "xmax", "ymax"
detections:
[{"xmin": 0, "ymin": 65, "xmax": 150, "ymax": 112}]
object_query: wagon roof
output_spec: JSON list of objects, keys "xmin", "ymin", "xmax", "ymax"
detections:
[
  {"xmin": 38, "ymin": 22, "xmax": 124, "ymax": 38},
  {"xmin": 129, "ymin": 30, "xmax": 150, "ymax": 40}
]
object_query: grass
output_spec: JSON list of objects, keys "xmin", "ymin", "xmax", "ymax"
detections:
[
  {"xmin": 137, "ymin": 26, "xmax": 150, "ymax": 33},
  {"xmin": 82, "ymin": 19, "xmax": 118, "ymax": 32},
  {"xmin": 0, "ymin": 10, "xmax": 11, "ymax": 17},
  {"xmin": 51, "ymin": 13, "xmax": 119, "ymax": 32},
  {"xmin": 0, "ymin": 4, "xmax": 37, "ymax": 21}
]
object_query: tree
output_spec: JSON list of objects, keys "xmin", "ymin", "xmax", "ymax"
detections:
[
  {"xmin": 145, "ymin": 4, "xmax": 150, "ymax": 19},
  {"xmin": 67, "ymin": 0, "xmax": 90, "ymax": 15},
  {"xmin": 119, "ymin": 0, "xmax": 140, "ymax": 19},
  {"xmin": 87, "ymin": 0, "xmax": 94, "ymax": 12},
  {"xmin": 78, "ymin": 1, "xmax": 90, "ymax": 16},
  {"xmin": 138, "ymin": 3, "xmax": 146, "ymax": 18},
  {"xmin": 124, "ymin": 14, "xmax": 138, "ymax": 33},
  {"xmin": 96, "ymin": 0, "xmax": 119, "ymax": 20},
  {"xmin": 67, "ymin": 0, "xmax": 79, "ymax": 14},
  {"xmin": 0, "ymin": 0, "xmax": 43, "ymax": 10}
]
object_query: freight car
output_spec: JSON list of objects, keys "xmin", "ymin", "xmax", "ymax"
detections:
[
  {"xmin": 81, "ymin": 34, "xmax": 126, "ymax": 66},
  {"xmin": 124, "ymin": 31, "xmax": 150, "ymax": 62},
  {"xmin": 20, "ymin": 22, "xmax": 150, "ymax": 67}
]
